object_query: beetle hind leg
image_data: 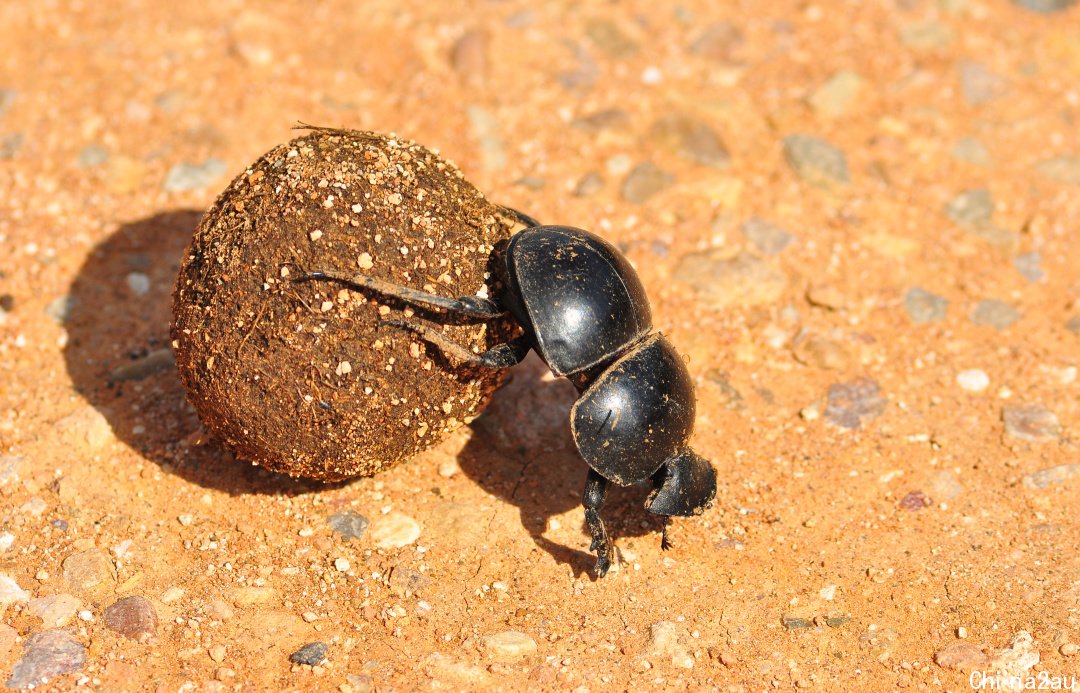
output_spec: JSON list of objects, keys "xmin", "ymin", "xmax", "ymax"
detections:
[
  {"xmin": 645, "ymin": 450, "xmax": 716, "ymax": 552},
  {"xmin": 583, "ymin": 469, "xmax": 614, "ymax": 577}
]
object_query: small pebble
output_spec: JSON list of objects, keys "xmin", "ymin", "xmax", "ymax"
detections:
[
  {"xmin": 944, "ymin": 188, "xmax": 992, "ymax": 227},
  {"xmin": 585, "ymin": 19, "xmax": 638, "ymax": 58},
  {"xmin": 808, "ymin": 70, "xmax": 864, "ymax": 118},
  {"xmin": 1022, "ymin": 464, "xmax": 1080, "ymax": 489},
  {"xmin": 898, "ymin": 490, "xmax": 932, "ymax": 511},
  {"xmin": 0, "ymin": 88, "xmax": 15, "ymax": 116},
  {"xmin": 103, "ymin": 596, "xmax": 158, "ymax": 642},
  {"xmin": 5, "ymin": 630, "xmax": 87, "ymax": 689},
  {"xmin": 930, "ymin": 471, "xmax": 964, "ymax": 500},
  {"xmin": 289, "ymin": 642, "xmax": 328, "ymax": 666},
  {"xmin": 0, "ymin": 133, "xmax": 22, "ymax": 160},
  {"xmin": 479, "ymin": 631, "xmax": 537, "ymax": 661},
  {"xmin": 741, "ymin": 217, "xmax": 793, "ymax": 256},
  {"xmin": 648, "ymin": 113, "xmax": 730, "ymax": 168},
  {"xmin": 956, "ymin": 369, "xmax": 989, "ymax": 392},
  {"xmin": 934, "ymin": 641, "xmax": 988, "ymax": 671},
  {"xmin": 164, "ymin": 159, "xmax": 227, "ymax": 192},
  {"xmin": 674, "ymin": 249, "xmax": 786, "ymax": 309},
  {"xmin": 1068, "ymin": 317, "xmax": 1080, "ymax": 335},
  {"xmin": 951, "ymin": 137, "xmax": 991, "ymax": 166},
  {"xmin": 1060, "ymin": 643, "xmax": 1079, "ymax": 657},
  {"xmin": 28, "ymin": 593, "xmax": 81, "ymax": 628},
  {"xmin": 209, "ymin": 645, "xmax": 227, "ymax": 663},
  {"xmin": 370, "ymin": 512, "xmax": 421, "ymax": 549},
  {"xmin": 689, "ymin": 21, "xmax": 744, "ymax": 62},
  {"xmin": 1012, "ymin": 0, "xmax": 1077, "ymax": 12},
  {"xmin": 1035, "ymin": 155, "xmax": 1080, "ymax": 185},
  {"xmin": 0, "ymin": 573, "xmax": 29, "ymax": 609},
  {"xmin": 160, "ymin": 586, "xmax": 185, "ymax": 603},
  {"xmin": 0, "ymin": 624, "xmax": 15, "ymax": 656},
  {"xmin": 62, "ymin": 548, "xmax": 116, "ymax": 592},
  {"xmin": 328, "ymin": 510, "xmax": 369, "ymax": 541},
  {"xmin": 44, "ymin": 295, "xmax": 75, "ymax": 323},
  {"xmin": 1013, "ymin": 252, "xmax": 1045, "ymax": 282},
  {"xmin": 900, "ymin": 21, "xmax": 953, "ymax": 52},
  {"xmin": 334, "ymin": 557, "xmax": 350, "ymax": 572},
  {"xmin": 620, "ymin": 162, "xmax": 674, "ymax": 204},
  {"xmin": 126, "ymin": 272, "xmax": 151, "ymax": 296},
  {"xmin": 970, "ymin": 299, "xmax": 1019, "ymax": 330},
  {"xmin": 109, "ymin": 349, "xmax": 176, "ymax": 383},
  {"xmin": 573, "ymin": 171, "xmax": 604, "ymax": 197},
  {"xmin": 824, "ymin": 378, "xmax": 886, "ymax": 429},
  {"xmin": 959, "ymin": 60, "xmax": 1006, "ymax": 106},
  {"xmin": 1003, "ymin": 404, "xmax": 1060, "ymax": 442},
  {"xmin": 643, "ymin": 621, "xmax": 694, "ymax": 669},
  {"xmin": 782, "ymin": 134, "xmax": 850, "ymax": 187},
  {"xmin": 450, "ymin": 29, "xmax": 489, "ymax": 84},
  {"xmin": 904, "ymin": 288, "xmax": 948, "ymax": 323},
  {"xmin": 792, "ymin": 333, "xmax": 849, "ymax": 371},
  {"xmin": 388, "ymin": 566, "xmax": 431, "ymax": 595},
  {"xmin": 782, "ymin": 616, "xmax": 814, "ymax": 630},
  {"xmin": 466, "ymin": 105, "xmax": 506, "ymax": 172},
  {"xmin": 77, "ymin": 144, "xmax": 110, "ymax": 168}
]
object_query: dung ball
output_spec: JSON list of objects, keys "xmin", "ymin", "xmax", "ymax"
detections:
[{"xmin": 172, "ymin": 128, "xmax": 518, "ymax": 480}]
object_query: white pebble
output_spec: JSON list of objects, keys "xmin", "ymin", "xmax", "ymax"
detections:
[
  {"xmin": 956, "ymin": 369, "xmax": 989, "ymax": 392},
  {"xmin": 126, "ymin": 272, "xmax": 151, "ymax": 296},
  {"xmin": 334, "ymin": 558, "xmax": 350, "ymax": 572}
]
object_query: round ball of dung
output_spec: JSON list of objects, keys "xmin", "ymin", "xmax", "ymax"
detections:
[{"xmin": 172, "ymin": 128, "xmax": 518, "ymax": 481}]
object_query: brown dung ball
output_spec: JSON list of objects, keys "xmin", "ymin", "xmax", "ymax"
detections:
[{"xmin": 172, "ymin": 128, "xmax": 518, "ymax": 481}]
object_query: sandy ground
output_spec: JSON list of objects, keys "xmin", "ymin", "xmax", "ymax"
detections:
[{"xmin": 1, "ymin": 0, "xmax": 1079, "ymax": 691}]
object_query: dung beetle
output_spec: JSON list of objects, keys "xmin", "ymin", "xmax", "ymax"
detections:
[{"xmin": 291, "ymin": 211, "xmax": 716, "ymax": 576}]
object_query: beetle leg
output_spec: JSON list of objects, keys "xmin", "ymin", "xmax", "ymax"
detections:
[
  {"xmin": 660, "ymin": 517, "xmax": 674, "ymax": 551},
  {"xmin": 583, "ymin": 469, "xmax": 614, "ymax": 577},
  {"xmin": 380, "ymin": 319, "xmax": 530, "ymax": 369},
  {"xmin": 289, "ymin": 268, "xmax": 505, "ymax": 320},
  {"xmin": 497, "ymin": 205, "xmax": 541, "ymax": 230}
]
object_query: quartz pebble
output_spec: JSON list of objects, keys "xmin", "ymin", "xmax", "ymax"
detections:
[
  {"xmin": 956, "ymin": 369, "xmax": 989, "ymax": 392},
  {"xmin": 104, "ymin": 596, "xmax": 159, "ymax": 641},
  {"xmin": 959, "ymin": 60, "xmax": 1006, "ymax": 106},
  {"xmin": 648, "ymin": 114, "xmax": 730, "ymax": 167},
  {"xmin": 370, "ymin": 512, "xmax": 421, "ymax": 549},
  {"xmin": 1022, "ymin": 464, "xmax": 1080, "ymax": 490},
  {"xmin": 478, "ymin": 631, "xmax": 537, "ymax": 661},
  {"xmin": 1012, "ymin": 0, "xmax": 1077, "ymax": 12},
  {"xmin": 934, "ymin": 641, "xmax": 988, "ymax": 671},
  {"xmin": 0, "ymin": 573, "xmax": 29, "ymax": 609},
  {"xmin": 5, "ymin": 630, "xmax": 87, "ymax": 689},
  {"xmin": 970, "ymin": 299, "xmax": 1020, "ymax": 330},
  {"xmin": 328, "ymin": 510, "xmax": 369, "ymax": 541},
  {"xmin": 28, "ymin": 593, "xmax": 81, "ymax": 628},
  {"xmin": 741, "ymin": 217, "xmax": 793, "ymax": 256},
  {"xmin": 289, "ymin": 641, "xmax": 328, "ymax": 666},
  {"xmin": 388, "ymin": 566, "xmax": 431, "ymax": 595},
  {"xmin": 164, "ymin": 159, "xmax": 227, "ymax": 192}
]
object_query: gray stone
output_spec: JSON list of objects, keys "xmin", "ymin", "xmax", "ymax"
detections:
[
  {"xmin": 930, "ymin": 471, "xmax": 964, "ymax": 500},
  {"xmin": 570, "ymin": 109, "xmax": 628, "ymax": 133},
  {"xmin": 705, "ymin": 370, "xmax": 746, "ymax": 411},
  {"xmin": 585, "ymin": 19, "xmax": 638, "ymax": 58},
  {"xmin": 1036, "ymin": 156, "xmax": 1080, "ymax": 184},
  {"xmin": 1012, "ymin": 0, "xmax": 1077, "ymax": 12},
  {"xmin": 450, "ymin": 29, "xmax": 489, "ymax": 84},
  {"xmin": 620, "ymin": 162, "xmax": 674, "ymax": 204},
  {"xmin": 289, "ymin": 641, "xmax": 328, "ymax": 666},
  {"xmin": 573, "ymin": 171, "xmax": 604, "ymax": 197},
  {"xmin": 674, "ymin": 250, "xmax": 786, "ymax": 309},
  {"xmin": 6, "ymin": 630, "xmax": 86, "ymax": 690},
  {"xmin": 904, "ymin": 288, "xmax": 948, "ymax": 324},
  {"xmin": 1023, "ymin": 464, "xmax": 1080, "ymax": 489},
  {"xmin": 782, "ymin": 135, "xmax": 849, "ymax": 187},
  {"xmin": 0, "ymin": 623, "xmax": 14, "ymax": 657},
  {"xmin": 328, "ymin": 510, "xmax": 369, "ymax": 541},
  {"xmin": 970, "ymin": 299, "xmax": 1020, "ymax": 330},
  {"xmin": 109, "ymin": 349, "xmax": 176, "ymax": 383},
  {"xmin": 388, "ymin": 566, "xmax": 431, "ymax": 596},
  {"xmin": 1014, "ymin": 252, "xmax": 1045, "ymax": 282},
  {"xmin": 900, "ymin": 21, "xmax": 953, "ymax": 51},
  {"xmin": 690, "ymin": 22, "xmax": 744, "ymax": 62},
  {"xmin": 742, "ymin": 217, "xmax": 793, "ymax": 256},
  {"xmin": 649, "ymin": 114, "xmax": 731, "ymax": 168},
  {"xmin": 1003, "ymin": 404, "xmax": 1060, "ymax": 442},
  {"xmin": 1067, "ymin": 316, "xmax": 1080, "ymax": 335},
  {"xmin": 951, "ymin": 137, "xmax": 990, "ymax": 166},
  {"xmin": 77, "ymin": 144, "xmax": 109, "ymax": 168},
  {"xmin": 898, "ymin": 490, "xmax": 932, "ymax": 511},
  {"xmin": 808, "ymin": 70, "xmax": 864, "ymax": 118},
  {"xmin": 945, "ymin": 188, "xmax": 992, "ymax": 226},
  {"xmin": 960, "ymin": 61, "xmax": 1006, "ymax": 106},
  {"xmin": 163, "ymin": 158, "xmax": 227, "ymax": 192},
  {"xmin": 824, "ymin": 378, "xmax": 886, "ymax": 429},
  {"xmin": 104, "ymin": 596, "xmax": 159, "ymax": 641}
]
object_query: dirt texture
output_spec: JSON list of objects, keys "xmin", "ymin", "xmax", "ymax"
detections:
[{"xmin": 1, "ymin": 1, "xmax": 1079, "ymax": 691}]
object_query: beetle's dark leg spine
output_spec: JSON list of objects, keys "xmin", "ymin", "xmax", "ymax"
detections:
[
  {"xmin": 660, "ymin": 518, "xmax": 673, "ymax": 551},
  {"xmin": 583, "ymin": 469, "xmax": 614, "ymax": 577},
  {"xmin": 380, "ymin": 320, "xmax": 530, "ymax": 369},
  {"xmin": 291, "ymin": 270, "xmax": 505, "ymax": 319}
]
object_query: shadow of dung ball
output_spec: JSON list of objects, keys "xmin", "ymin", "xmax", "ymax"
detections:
[{"xmin": 172, "ymin": 128, "xmax": 517, "ymax": 481}]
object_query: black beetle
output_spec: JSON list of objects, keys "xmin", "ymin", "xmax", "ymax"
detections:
[{"xmin": 291, "ymin": 212, "xmax": 716, "ymax": 576}]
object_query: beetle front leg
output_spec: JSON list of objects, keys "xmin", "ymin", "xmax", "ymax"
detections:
[
  {"xmin": 381, "ymin": 319, "xmax": 531, "ymax": 369},
  {"xmin": 583, "ymin": 469, "xmax": 614, "ymax": 577}
]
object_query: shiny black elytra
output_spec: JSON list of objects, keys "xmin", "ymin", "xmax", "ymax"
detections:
[{"xmin": 293, "ymin": 216, "xmax": 717, "ymax": 577}]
